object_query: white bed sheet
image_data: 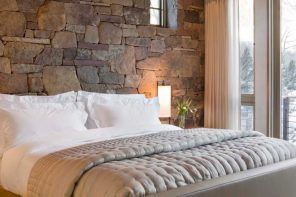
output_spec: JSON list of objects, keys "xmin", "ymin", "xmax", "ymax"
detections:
[{"xmin": 0, "ymin": 124, "xmax": 181, "ymax": 196}]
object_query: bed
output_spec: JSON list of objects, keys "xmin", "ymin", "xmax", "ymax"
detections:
[
  {"xmin": 1, "ymin": 91, "xmax": 296, "ymax": 197},
  {"xmin": 1, "ymin": 126, "xmax": 296, "ymax": 197}
]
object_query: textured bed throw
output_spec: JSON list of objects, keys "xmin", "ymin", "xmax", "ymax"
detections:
[{"xmin": 27, "ymin": 129, "xmax": 296, "ymax": 197}]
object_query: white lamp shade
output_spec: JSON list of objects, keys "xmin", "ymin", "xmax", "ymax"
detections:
[{"xmin": 158, "ymin": 85, "xmax": 171, "ymax": 118}]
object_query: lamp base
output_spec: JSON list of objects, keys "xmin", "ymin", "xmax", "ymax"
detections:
[{"xmin": 159, "ymin": 117, "xmax": 172, "ymax": 124}]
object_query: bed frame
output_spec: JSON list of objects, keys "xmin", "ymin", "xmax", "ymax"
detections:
[
  {"xmin": 2, "ymin": 158, "xmax": 296, "ymax": 197},
  {"xmin": 154, "ymin": 158, "xmax": 296, "ymax": 197},
  {"xmin": 0, "ymin": 187, "xmax": 18, "ymax": 197}
]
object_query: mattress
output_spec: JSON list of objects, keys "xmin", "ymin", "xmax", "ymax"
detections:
[{"xmin": 0, "ymin": 124, "xmax": 181, "ymax": 196}]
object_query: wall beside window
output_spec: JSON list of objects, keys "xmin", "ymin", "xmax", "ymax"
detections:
[{"xmin": 0, "ymin": 0, "xmax": 205, "ymax": 127}]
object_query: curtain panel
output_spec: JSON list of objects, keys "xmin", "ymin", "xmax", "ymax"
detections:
[{"xmin": 204, "ymin": 0, "xmax": 240, "ymax": 129}]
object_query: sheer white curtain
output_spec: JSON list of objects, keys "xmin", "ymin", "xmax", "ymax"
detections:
[{"xmin": 204, "ymin": 0, "xmax": 240, "ymax": 129}]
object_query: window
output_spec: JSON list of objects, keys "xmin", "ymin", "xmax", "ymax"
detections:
[
  {"xmin": 150, "ymin": 0, "xmax": 167, "ymax": 26},
  {"xmin": 241, "ymin": 105, "xmax": 254, "ymax": 131},
  {"xmin": 281, "ymin": 0, "xmax": 296, "ymax": 142},
  {"xmin": 239, "ymin": 0, "xmax": 255, "ymax": 130}
]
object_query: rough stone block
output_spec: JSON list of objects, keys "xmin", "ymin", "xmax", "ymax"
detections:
[
  {"xmin": 34, "ymin": 30, "xmax": 51, "ymax": 39},
  {"xmin": 182, "ymin": 37, "xmax": 199, "ymax": 49},
  {"xmin": 0, "ymin": 0, "xmax": 18, "ymax": 11},
  {"xmin": 11, "ymin": 64, "xmax": 43, "ymax": 73},
  {"xmin": 25, "ymin": 29, "xmax": 34, "ymax": 38},
  {"xmin": 94, "ymin": 6, "xmax": 111, "ymax": 15},
  {"xmin": 150, "ymin": 39, "xmax": 165, "ymax": 53},
  {"xmin": 77, "ymin": 66, "xmax": 100, "ymax": 84},
  {"xmin": 17, "ymin": 0, "xmax": 45, "ymax": 13},
  {"xmin": 120, "ymin": 24, "xmax": 136, "ymax": 29},
  {"xmin": 28, "ymin": 77, "xmax": 43, "ymax": 93},
  {"xmin": 122, "ymin": 28, "xmax": 138, "ymax": 37},
  {"xmin": 4, "ymin": 42, "xmax": 44, "ymax": 64},
  {"xmin": 0, "ymin": 40, "xmax": 4, "ymax": 56},
  {"xmin": 37, "ymin": 1, "xmax": 66, "ymax": 31},
  {"xmin": 85, "ymin": 25, "xmax": 99, "ymax": 43},
  {"xmin": 76, "ymin": 48, "xmax": 92, "ymax": 60},
  {"xmin": 92, "ymin": 50, "xmax": 109, "ymax": 61},
  {"xmin": 66, "ymin": 24, "xmax": 86, "ymax": 34},
  {"xmin": 100, "ymin": 15, "xmax": 123, "ymax": 23},
  {"xmin": 43, "ymin": 66, "xmax": 81, "ymax": 95},
  {"xmin": 65, "ymin": 3, "xmax": 94, "ymax": 25},
  {"xmin": 74, "ymin": 59, "xmax": 107, "ymax": 67},
  {"xmin": 111, "ymin": 0, "xmax": 133, "ymax": 6},
  {"xmin": 81, "ymin": 83, "xmax": 107, "ymax": 93},
  {"xmin": 157, "ymin": 27, "xmax": 176, "ymax": 37},
  {"xmin": 63, "ymin": 48, "xmax": 77, "ymax": 60},
  {"xmin": 117, "ymin": 87, "xmax": 138, "ymax": 94},
  {"xmin": 137, "ymin": 26, "xmax": 156, "ymax": 37},
  {"xmin": 126, "ymin": 37, "xmax": 151, "ymax": 47},
  {"xmin": 0, "ymin": 11, "xmax": 26, "ymax": 36},
  {"xmin": 26, "ymin": 22, "xmax": 38, "ymax": 30},
  {"xmin": 111, "ymin": 4, "xmax": 123, "ymax": 16},
  {"xmin": 124, "ymin": 74, "xmax": 141, "ymax": 88},
  {"xmin": 52, "ymin": 31, "xmax": 77, "ymax": 48},
  {"xmin": 2, "ymin": 36, "xmax": 50, "ymax": 44},
  {"xmin": 110, "ymin": 46, "xmax": 136, "ymax": 75},
  {"xmin": 165, "ymin": 36, "xmax": 182, "ymax": 48},
  {"xmin": 78, "ymin": 42, "xmax": 109, "ymax": 51},
  {"xmin": 136, "ymin": 57, "xmax": 162, "ymax": 70},
  {"xmin": 99, "ymin": 72, "xmax": 124, "ymax": 84},
  {"xmin": 0, "ymin": 57, "xmax": 11, "ymax": 74},
  {"xmin": 62, "ymin": 59, "xmax": 74, "ymax": 66},
  {"xmin": 0, "ymin": 73, "xmax": 28, "ymax": 93},
  {"xmin": 184, "ymin": 10, "xmax": 199, "ymax": 23},
  {"xmin": 35, "ymin": 48, "xmax": 63, "ymax": 65},
  {"xmin": 135, "ymin": 46, "xmax": 147, "ymax": 60},
  {"xmin": 124, "ymin": 7, "xmax": 149, "ymax": 25},
  {"xmin": 24, "ymin": 12, "xmax": 37, "ymax": 22},
  {"xmin": 134, "ymin": 0, "xmax": 147, "ymax": 9},
  {"xmin": 98, "ymin": 22, "xmax": 122, "ymax": 44}
]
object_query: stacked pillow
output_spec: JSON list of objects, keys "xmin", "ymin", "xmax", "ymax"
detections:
[
  {"xmin": 0, "ymin": 91, "xmax": 162, "ymax": 157},
  {"xmin": 0, "ymin": 92, "xmax": 87, "ymax": 158},
  {"xmin": 79, "ymin": 91, "xmax": 161, "ymax": 128}
]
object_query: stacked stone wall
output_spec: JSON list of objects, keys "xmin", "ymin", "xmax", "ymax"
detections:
[{"xmin": 0, "ymin": 0, "xmax": 204, "ymax": 125}]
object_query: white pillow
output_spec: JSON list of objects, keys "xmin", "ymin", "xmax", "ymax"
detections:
[
  {"xmin": 89, "ymin": 97, "xmax": 161, "ymax": 128},
  {"xmin": 77, "ymin": 91, "xmax": 146, "ymax": 129},
  {"xmin": 77, "ymin": 91, "xmax": 145, "ymax": 102},
  {"xmin": 0, "ymin": 91, "xmax": 77, "ymax": 109},
  {"xmin": 0, "ymin": 102, "xmax": 88, "ymax": 157}
]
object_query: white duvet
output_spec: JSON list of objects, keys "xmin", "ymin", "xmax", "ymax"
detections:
[{"xmin": 0, "ymin": 124, "xmax": 181, "ymax": 196}]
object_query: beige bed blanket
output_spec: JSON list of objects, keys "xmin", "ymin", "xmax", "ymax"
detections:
[{"xmin": 27, "ymin": 128, "xmax": 296, "ymax": 197}]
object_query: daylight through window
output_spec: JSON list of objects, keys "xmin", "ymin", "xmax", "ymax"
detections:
[
  {"xmin": 239, "ymin": 0, "xmax": 255, "ymax": 130},
  {"xmin": 150, "ymin": 0, "xmax": 166, "ymax": 26}
]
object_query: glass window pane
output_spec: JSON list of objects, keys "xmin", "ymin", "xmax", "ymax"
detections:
[
  {"xmin": 281, "ymin": 0, "xmax": 296, "ymax": 143},
  {"xmin": 150, "ymin": 9, "xmax": 160, "ymax": 25},
  {"xmin": 239, "ymin": 0, "xmax": 254, "ymax": 94},
  {"xmin": 150, "ymin": 0, "xmax": 160, "ymax": 8},
  {"xmin": 241, "ymin": 105, "xmax": 254, "ymax": 131}
]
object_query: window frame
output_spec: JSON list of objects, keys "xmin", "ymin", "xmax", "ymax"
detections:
[{"xmin": 149, "ymin": 0, "xmax": 168, "ymax": 27}]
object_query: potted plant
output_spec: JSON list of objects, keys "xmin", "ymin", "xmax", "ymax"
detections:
[{"xmin": 177, "ymin": 98, "xmax": 197, "ymax": 128}]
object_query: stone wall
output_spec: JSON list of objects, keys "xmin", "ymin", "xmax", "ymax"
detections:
[{"xmin": 0, "ymin": 0, "xmax": 204, "ymax": 126}]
